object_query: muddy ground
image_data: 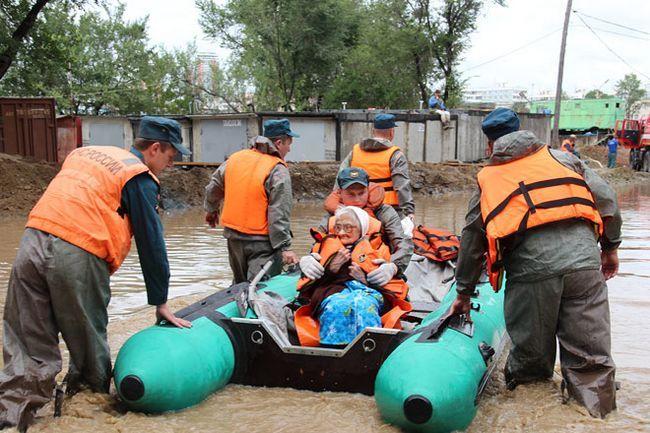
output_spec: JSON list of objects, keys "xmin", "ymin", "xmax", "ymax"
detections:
[
  {"xmin": 1, "ymin": 148, "xmax": 648, "ymax": 218},
  {"xmin": 579, "ymin": 143, "xmax": 630, "ymax": 168}
]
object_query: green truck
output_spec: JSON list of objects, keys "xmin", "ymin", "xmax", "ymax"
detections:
[{"xmin": 529, "ymin": 97, "xmax": 626, "ymax": 132}]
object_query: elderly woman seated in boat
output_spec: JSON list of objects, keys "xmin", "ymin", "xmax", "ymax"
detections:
[{"xmin": 294, "ymin": 206, "xmax": 411, "ymax": 347}]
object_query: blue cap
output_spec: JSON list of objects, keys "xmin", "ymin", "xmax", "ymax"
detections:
[
  {"xmin": 374, "ymin": 114, "xmax": 397, "ymax": 130},
  {"xmin": 138, "ymin": 116, "xmax": 191, "ymax": 155},
  {"xmin": 481, "ymin": 108, "xmax": 520, "ymax": 141},
  {"xmin": 263, "ymin": 119, "xmax": 300, "ymax": 138},
  {"xmin": 337, "ymin": 167, "xmax": 369, "ymax": 189}
]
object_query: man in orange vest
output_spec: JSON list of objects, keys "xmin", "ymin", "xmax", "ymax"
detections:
[
  {"xmin": 561, "ymin": 134, "xmax": 580, "ymax": 157},
  {"xmin": 338, "ymin": 114, "xmax": 415, "ymax": 232},
  {"xmin": 204, "ymin": 119, "xmax": 299, "ymax": 284},
  {"xmin": 451, "ymin": 108, "xmax": 621, "ymax": 418},
  {"xmin": 301, "ymin": 168, "xmax": 412, "ymax": 286},
  {"xmin": 0, "ymin": 117, "xmax": 192, "ymax": 431}
]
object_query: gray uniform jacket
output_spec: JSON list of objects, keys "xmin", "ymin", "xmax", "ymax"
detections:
[
  {"xmin": 204, "ymin": 136, "xmax": 293, "ymax": 251},
  {"xmin": 339, "ymin": 138, "xmax": 415, "ymax": 218},
  {"xmin": 455, "ymin": 130, "xmax": 622, "ymax": 295},
  {"xmin": 317, "ymin": 204, "xmax": 414, "ymax": 274}
]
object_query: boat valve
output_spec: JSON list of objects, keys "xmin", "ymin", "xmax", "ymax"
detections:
[
  {"xmin": 251, "ymin": 330, "xmax": 264, "ymax": 345},
  {"xmin": 362, "ymin": 338, "xmax": 376, "ymax": 353}
]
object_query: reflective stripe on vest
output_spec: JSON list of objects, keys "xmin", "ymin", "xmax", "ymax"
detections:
[
  {"xmin": 26, "ymin": 146, "xmax": 156, "ymax": 274},
  {"xmin": 220, "ymin": 149, "xmax": 286, "ymax": 235},
  {"xmin": 350, "ymin": 144, "xmax": 400, "ymax": 206},
  {"xmin": 295, "ymin": 235, "xmax": 410, "ymax": 346},
  {"xmin": 477, "ymin": 145, "xmax": 603, "ymax": 291}
]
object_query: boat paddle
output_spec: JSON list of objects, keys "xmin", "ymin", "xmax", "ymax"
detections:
[{"xmin": 236, "ymin": 259, "xmax": 274, "ymax": 317}]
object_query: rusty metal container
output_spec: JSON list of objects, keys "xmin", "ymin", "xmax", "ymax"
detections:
[
  {"xmin": 0, "ymin": 97, "xmax": 57, "ymax": 162},
  {"xmin": 56, "ymin": 115, "xmax": 82, "ymax": 162}
]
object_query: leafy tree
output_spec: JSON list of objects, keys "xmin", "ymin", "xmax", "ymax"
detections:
[
  {"xmin": 181, "ymin": 51, "xmax": 254, "ymax": 113},
  {"xmin": 615, "ymin": 73, "xmax": 647, "ymax": 117},
  {"xmin": 584, "ymin": 89, "xmax": 612, "ymax": 99},
  {"xmin": 404, "ymin": 0, "xmax": 503, "ymax": 106},
  {"xmin": 323, "ymin": 1, "xmax": 430, "ymax": 109},
  {"xmin": 1, "ymin": 0, "xmax": 53, "ymax": 80},
  {"xmin": 196, "ymin": 0, "xmax": 361, "ymax": 111},
  {"xmin": 1, "ymin": 3, "xmax": 195, "ymax": 115},
  {"xmin": 324, "ymin": 0, "xmax": 501, "ymax": 109},
  {"xmin": 0, "ymin": 0, "xmax": 96, "ymax": 80}
]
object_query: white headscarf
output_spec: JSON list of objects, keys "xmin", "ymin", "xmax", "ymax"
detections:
[{"xmin": 334, "ymin": 206, "xmax": 370, "ymax": 237}]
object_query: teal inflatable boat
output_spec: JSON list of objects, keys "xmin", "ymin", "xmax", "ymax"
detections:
[{"xmin": 114, "ymin": 260, "xmax": 506, "ymax": 433}]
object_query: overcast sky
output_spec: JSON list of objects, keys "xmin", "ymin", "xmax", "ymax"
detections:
[{"xmin": 122, "ymin": 0, "xmax": 650, "ymax": 96}]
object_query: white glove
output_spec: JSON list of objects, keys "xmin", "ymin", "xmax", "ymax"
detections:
[
  {"xmin": 367, "ymin": 260, "xmax": 398, "ymax": 286},
  {"xmin": 299, "ymin": 253, "xmax": 324, "ymax": 280},
  {"xmin": 401, "ymin": 216, "xmax": 414, "ymax": 239}
]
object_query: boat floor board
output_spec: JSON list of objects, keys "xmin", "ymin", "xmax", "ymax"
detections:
[{"xmin": 227, "ymin": 318, "xmax": 411, "ymax": 395}]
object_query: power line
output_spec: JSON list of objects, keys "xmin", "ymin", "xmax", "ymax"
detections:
[
  {"xmin": 575, "ymin": 14, "xmax": 650, "ymax": 80},
  {"xmin": 590, "ymin": 26, "xmax": 650, "ymax": 42},
  {"xmin": 572, "ymin": 24, "xmax": 650, "ymax": 42},
  {"xmin": 573, "ymin": 10, "xmax": 650, "ymax": 36},
  {"xmin": 462, "ymin": 28, "xmax": 562, "ymax": 72}
]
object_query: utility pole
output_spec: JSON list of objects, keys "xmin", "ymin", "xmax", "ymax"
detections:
[{"xmin": 552, "ymin": 0, "xmax": 573, "ymax": 147}]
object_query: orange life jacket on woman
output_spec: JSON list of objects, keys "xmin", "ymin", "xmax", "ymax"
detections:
[
  {"xmin": 477, "ymin": 145, "xmax": 603, "ymax": 291},
  {"xmin": 220, "ymin": 148, "xmax": 287, "ymax": 235},
  {"xmin": 412, "ymin": 226, "xmax": 460, "ymax": 262},
  {"xmin": 26, "ymin": 146, "xmax": 157, "ymax": 274},
  {"xmin": 350, "ymin": 144, "xmax": 400, "ymax": 206},
  {"xmin": 295, "ymin": 231, "xmax": 411, "ymax": 347}
]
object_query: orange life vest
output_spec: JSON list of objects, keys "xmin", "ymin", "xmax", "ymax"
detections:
[
  {"xmin": 326, "ymin": 215, "xmax": 386, "ymax": 254},
  {"xmin": 26, "ymin": 146, "xmax": 157, "ymax": 274},
  {"xmin": 350, "ymin": 144, "xmax": 400, "ymax": 206},
  {"xmin": 323, "ymin": 182, "xmax": 385, "ymax": 217},
  {"xmin": 412, "ymin": 226, "xmax": 460, "ymax": 262},
  {"xmin": 220, "ymin": 149, "xmax": 287, "ymax": 235},
  {"xmin": 477, "ymin": 145, "xmax": 603, "ymax": 291},
  {"xmin": 295, "ymin": 231, "xmax": 411, "ymax": 347}
]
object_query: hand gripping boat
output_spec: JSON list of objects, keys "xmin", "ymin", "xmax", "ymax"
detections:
[{"xmin": 113, "ymin": 259, "xmax": 506, "ymax": 433}]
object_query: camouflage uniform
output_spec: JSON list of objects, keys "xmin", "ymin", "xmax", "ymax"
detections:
[{"xmin": 205, "ymin": 137, "xmax": 293, "ymax": 283}]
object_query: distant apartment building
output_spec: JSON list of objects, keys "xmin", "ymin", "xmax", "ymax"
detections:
[
  {"xmin": 531, "ymin": 89, "xmax": 554, "ymax": 101},
  {"xmin": 529, "ymin": 88, "xmax": 592, "ymax": 101},
  {"xmin": 463, "ymin": 86, "xmax": 528, "ymax": 107},
  {"xmin": 196, "ymin": 53, "xmax": 219, "ymax": 91},
  {"xmin": 190, "ymin": 53, "xmax": 231, "ymax": 112}
]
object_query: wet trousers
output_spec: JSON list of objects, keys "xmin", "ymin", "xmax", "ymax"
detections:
[
  {"xmin": 226, "ymin": 239, "xmax": 283, "ymax": 284},
  {"xmin": 0, "ymin": 229, "xmax": 111, "ymax": 431},
  {"xmin": 504, "ymin": 269, "xmax": 616, "ymax": 418},
  {"xmin": 607, "ymin": 152, "xmax": 617, "ymax": 168}
]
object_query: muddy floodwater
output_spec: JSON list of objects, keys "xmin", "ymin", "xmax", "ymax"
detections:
[{"xmin": 0, "ymin": 185, "xmax": 649, "ymax": 432}]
